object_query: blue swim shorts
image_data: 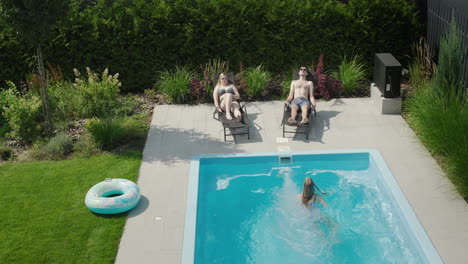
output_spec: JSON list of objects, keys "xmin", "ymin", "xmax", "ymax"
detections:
[{"xmin": 290, "ymin": 97, "xmax": 311, "ymax": 108}]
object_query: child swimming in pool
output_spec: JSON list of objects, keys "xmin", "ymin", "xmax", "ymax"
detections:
[
  {"xmin": 298, "ymin": 177, "xmax": 338, "ymax": 236},
  {"xmin": 299, "ymin": 177, "xmax": 328, "ymax": 208}
]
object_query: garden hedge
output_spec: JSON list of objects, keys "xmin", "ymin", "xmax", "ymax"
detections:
[{"xmin": 0, "ymin": 0, "xmax": 422, "ymax": 92}]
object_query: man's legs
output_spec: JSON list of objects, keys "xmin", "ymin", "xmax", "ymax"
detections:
[
  {"xmin": 288, "ymin": 104, "xmax": 299, "ymax": 124},
  {"xmin": 300, "ymin": 105, "xmax": 309, "ymax": 124}
]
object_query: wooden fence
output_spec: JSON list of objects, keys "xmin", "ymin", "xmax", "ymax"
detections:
[{"xmin": 427, "ymin": 0, "xmax": 468, "ymax": 90}]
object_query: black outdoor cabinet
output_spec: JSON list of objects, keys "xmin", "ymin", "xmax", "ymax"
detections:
[{"xmin": 373, "ymin": 53, "xmax": 402, "ymax": 98}]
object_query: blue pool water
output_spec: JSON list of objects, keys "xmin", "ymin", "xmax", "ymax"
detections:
[{"xmin": 182, "ymin": 150, "xmax": 442, "ymax": 264}]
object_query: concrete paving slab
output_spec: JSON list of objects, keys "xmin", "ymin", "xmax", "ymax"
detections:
[{"xmin": 115, "ymin": 98, "xmax": 468, "ymax": 264}]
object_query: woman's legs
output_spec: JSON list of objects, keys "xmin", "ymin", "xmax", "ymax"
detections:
[
  {"xmin": 220, "ymin": 94, "xmax": 234, "ymax": 120},
  {"xmin": 232, "ymin": 103, "xmax": 242, "ymax": 121},
  {"xmin": 220, "ymin": 94, "xmax": 241, "ymax": 121}
]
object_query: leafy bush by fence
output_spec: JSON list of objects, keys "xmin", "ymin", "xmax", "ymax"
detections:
[
  {"xmin": 0, "ymin": 0, "xmax": 421, "ymax": 92},
  {"xmin": 244, "ymin": 65, "xmax": 271, "ymax": 98},
  {"xmin": 0, "ymin": 144, "xmax": 14, "ymax": 161},
  {"xmin": 0, "ymin": 83, "xmax": 42, "ymax": 143},
  {"xmin": 0, "ymin": 13, "xmax": 31, "ymax": 88},
  {"xmin": 156, "ymin": 66, "xmax": 193, "ymax": 103},
  {"xmin": 48, "ymin": 67, "xmax": 121, "ymax": 119},
  {"xmin": 30, "ymin": 134, "xmax": 74, "ymax": 160},
  {"xmin": 331, "ymin": 55, "xmax": 367, "ymax": 95},
  {"xmin": 86, "ymin": 115, "xmax": 148, "ymax": 150},
  {"xmin": 406, "ymin": 22, "xmax": 468, "ymax": 198}
]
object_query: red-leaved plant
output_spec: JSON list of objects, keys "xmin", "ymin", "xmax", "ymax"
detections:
[
  {"xmin": 314, "ymin": 54, "xmax": 342, "ymax": 100},
  {"xmin": 235, "ymin": 61, "xmax": 248, "ymax": 98},
  {"xmin": 189, "ymin": 78, "xmax": 206, "ymax": 103}
]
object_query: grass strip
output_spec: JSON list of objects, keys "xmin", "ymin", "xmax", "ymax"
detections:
[{"xmin": 0, "ymin": 150, "xmax": 142, "ymax": 264}]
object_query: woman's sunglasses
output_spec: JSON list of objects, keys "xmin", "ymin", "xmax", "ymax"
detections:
[
  {"xmin": 221, "ymin": 77, "xmax": 228, "ymax": 80},
  {"xmin": 300, "ymin": 68, "xmax": 307, "ymax": 71}
]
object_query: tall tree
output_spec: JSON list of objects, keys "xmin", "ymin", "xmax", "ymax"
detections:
[{"xmin": 0, "ymin": 0, "xmax": 70, "ymax": 135}]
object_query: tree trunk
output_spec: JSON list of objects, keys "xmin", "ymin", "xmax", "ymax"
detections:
[{"xmin": 37, "ymin": 44, "xmax": 53, "ymax": 135}]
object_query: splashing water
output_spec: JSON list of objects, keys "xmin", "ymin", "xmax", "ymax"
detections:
[{"xmin": 195, "ymin": 160, "xmax": 426, "ymax": 264}]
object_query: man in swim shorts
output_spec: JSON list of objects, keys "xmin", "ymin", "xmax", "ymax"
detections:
[{"xmin": 285, "ymin": 66, "xmax": 316, "ymax": 124}]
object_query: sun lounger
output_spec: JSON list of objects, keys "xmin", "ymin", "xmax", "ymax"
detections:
[
  {"xmin": 213, "ymin": 101, "xmax": 250, "ymax": 141},
  {"xmin": 281, "ymin": 103, "xmax": 316, "ymax": 140},
  {"xmin": 212, "ymin": 72, "xmax": 250, "ymax": 142},
  {"xmin": 281, "ymin": 70, "xmax": 317, "ymax": 139}
]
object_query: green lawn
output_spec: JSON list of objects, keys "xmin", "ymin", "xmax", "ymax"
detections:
[{"xmin": 0, "ymin": 151, "xmax": 142, "ymax": 264}]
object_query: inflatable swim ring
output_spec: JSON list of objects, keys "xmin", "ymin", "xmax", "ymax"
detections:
[{"xmin": 85, "ymin": 178, "xmax": 141, "ymax": 214}]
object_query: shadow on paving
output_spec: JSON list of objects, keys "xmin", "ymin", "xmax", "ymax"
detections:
[
  {"xmin": 127, "ymin": 195, "xmax": 149, "ymax": 218},
  {"xmin": 233, "ymin": 112, "xmax": 263, "ymax": 144},
  {"xmin": 142, "ymin": 125, "xmax": 242, "ymax": 165},
  {"xmin": 331, "ymin": 98, "xmax": 346, "ymax": 107},
  {"xmin": 291, "ymin": 110, "xmax": 342, "ymax": 143}
]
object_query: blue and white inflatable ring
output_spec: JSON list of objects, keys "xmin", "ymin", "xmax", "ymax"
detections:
[{"xmin": 85, "ymin": 178, "xmax": 141, "ymax": 214}]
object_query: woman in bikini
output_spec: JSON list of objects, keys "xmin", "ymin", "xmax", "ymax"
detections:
[{"xmin": 213, "ymin": 73, "xmax": 242, "ymax": 121}]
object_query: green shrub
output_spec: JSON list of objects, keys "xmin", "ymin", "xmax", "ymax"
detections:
[
  {"xmin": 30, "ymin": 134, "xmax": 74, "ymax": 160},
  {"xmin": 263, "ymin": 75, "xmax": 284, "ymax": 100},
  {"xmin": 73, "ymin": 133, "xmax": 102, "ymax": 158},
  {"xmin": 331, "ymin": 55, "xmax": 367, "ymax": 95},
  {"xmin": 200, "ymin": 58, "xmax": 230, "ymax": 100},
  {"xmin": 2, "ymin": 87, "xmax": 42, "ymax": 143},
  {"xmin": 281, "ymin": 76, "xmax": 293, "ymax": 99},
  {"xmin": 281, "ymin": 66, "xmax": 311, "ymax": 99},
  {"xmin": 409, "ymin": 61, "xmax": 429, "ymax": 90},
  {"xmin": 405, "ymin": 21, "xmax": 468, "ymax": 198},
  {"xmin": 0, "ymin": 13, "xmax": 30, "ymax": 89},
  {"xmin": 156, "ymin": 66, "xmax": 193, "ymax": 103},
  {"xmin": 73, "ymin": 67, "xmax": 121, "ymax": 117},
  {"xmin": 0, "ymin": 126, "xmax": 8, "ymax": 138},
  {"xmin": 409, "ymin": 37, "xmax": 436, "ymax": 90},
  {"xmin": 1, "ymin": 0, "xmax": 420, "ymax": 92},
  {"xmin": 48, "ymin": 81, "xmax": 76, "ymax": 119},
  {"xmin": 144, "ymin": 88, "xmax": 157, "ymax": 100},
  {"xmin": 234, "ymin": 71, "xmax": 247, "ymax": 97},
  {"xmin": 432, "ymin": 22, "xmax": 464, "ymax": 99},
  {"xmin": 116, "ymin": 94, "xmax": 139, "ymax": 116},
  {"xmin": 406, "ymin": 87, "xmax": 468, "ymax": 197},
  {"xmin": 86, "ymin": 117, "xmax": 126, "ymax": 150},
  {"xmin": 43, "ymin": 134, "xmax": 74, "ymax": 160},
  {"xmin": 87, "ymin": 115, "xmax": 148, "ymax": 150},
  {"xmin": 28, "ymin": 140, "xmax": 47, "ymax": 160},
  {"xmin": 0, "ymin": 144, "xmax": 14, "ymax": 161},
  {"xmin": 0, "ymin": 81, "xmax": 16, "ymax": 134},
  {"xmin": 49, "ymin": 68, "xmax": 121, "ymax": 119},
  {"xmin": 120, "ymin": 114, "xmax": 149, "ymax": 140},
  {"xmin": 244, "ymin": 65, "xmax": 271, "ymax": 98}
]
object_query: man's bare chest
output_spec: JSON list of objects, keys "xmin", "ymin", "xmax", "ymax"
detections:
[{"xmin": 293, "ymin": 81, "xmax": 310, "ymax": 90}]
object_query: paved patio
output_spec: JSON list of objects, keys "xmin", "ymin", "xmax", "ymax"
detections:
[{"xmin": 115, "ymin": 97, "xmax": 468, "ymax": 264}]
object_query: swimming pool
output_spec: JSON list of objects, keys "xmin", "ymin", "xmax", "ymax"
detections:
[{"xmin": 182, "ymin": 150, "xmax": 443, "ymax": 264}]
